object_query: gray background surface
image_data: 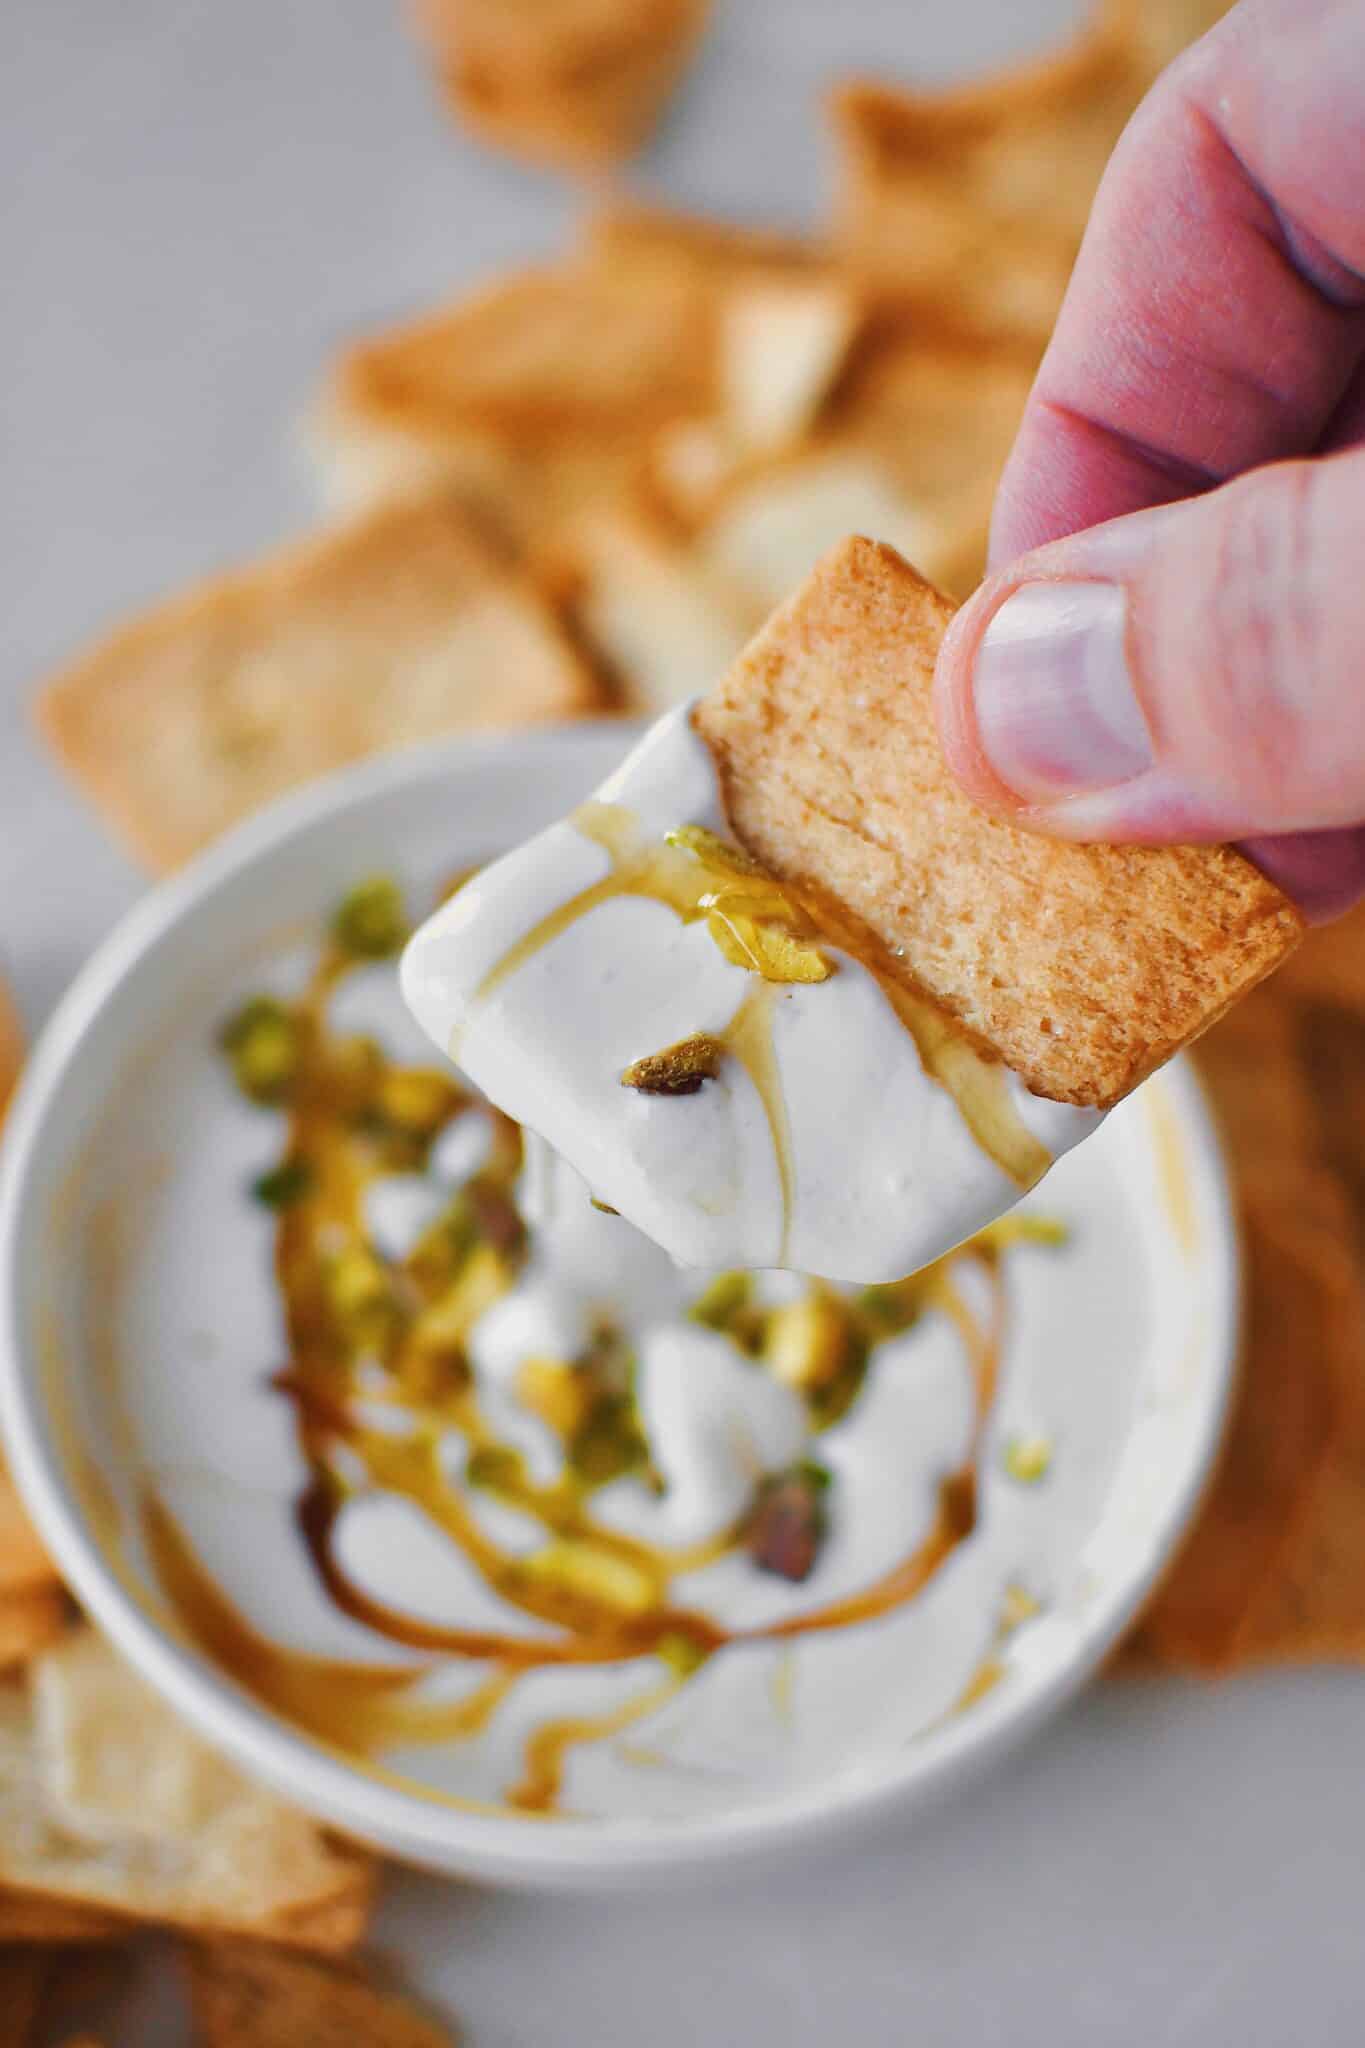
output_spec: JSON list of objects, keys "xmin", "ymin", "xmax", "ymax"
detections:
[{"xmin": 3, "ymin": 4, "xmax": 1361, "ymax": 2044}]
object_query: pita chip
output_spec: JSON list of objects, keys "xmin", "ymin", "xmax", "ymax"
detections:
[
  {"xmin": 695, "ymin": 538, "xmax": 1301, "ymax": 1107},
  {"xmin": 184, "ymin": 1940, "xmax": 454, "ymax": 2048},
  {"xmin": 37, "ymin": 496, "xmax": 600, "ymax": 872}
]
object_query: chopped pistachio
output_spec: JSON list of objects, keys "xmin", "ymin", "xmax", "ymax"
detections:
[
  {"xmin": 328, "ymin": 1034, "xmax": 386, "ymax": 1114},
  {"xmin": 376, "ymin": 1066, "xmax": 461, "ymax": 1137},
  {"xmin": 589, "ymin": 1196, "xmax": 620, "ymax": 1216},
  {"xmin": 516, "ymin": 1540, "xmax": 655, "ymax": 1617},
  {"xmin": 688, "ymin": 1270, "xmax": 752, "ymax": 1331},
  {"xmin": 764, "ymin": 1291, "xmax": 851, "ymax": 1392},
  {"xmin": 856, "ymin": 1277, "xmax": 924, "ymax": 1339},
  {"xmin": 324, "ymin": 1245, "xmax": 398, "ymax": 1343},
  {"xmin": 1003, "ymin": 1433, "xmax": 1053, "ymax": 1484},
  {"xmin": 219, "ymin": 996, "xmax": 301, "ymax": 1105},
  {"xmin": 569, "ymin": 1390, "xmax": 647, "ymax": 1488},
  {"xmin": 702, "ymin": 905, "xmax": 832, "ymax": 984},
  {"xmin": 748, "ymin": 1461, "xmax": 832, "ymax": 1583},
  {"xmin": 621, "ymin": 1034, "xmax": 726, "ymax": 1097},
  {"xmin": 465, "ymin": 1444, "xmax": 521, "ymax": 1492},
  {"xmin": 657, "ymin": 1631, "xmax": 709, "ymax": 1679},
  {"xmin": 664, "ymin": 823, "xmax": 763, "ymax": 875},
  {"xmin": 331, "ymin": 876, "xmax": 409, "ymax": 959},
  {"xmin": 250, "ymin": 1158, "xmax": 315, "ymax": 1210}
]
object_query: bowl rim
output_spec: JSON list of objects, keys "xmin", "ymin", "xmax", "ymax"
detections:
[{"xmin": 0, "ymin": 728, "xmax": 1239, "ymax": 1887}]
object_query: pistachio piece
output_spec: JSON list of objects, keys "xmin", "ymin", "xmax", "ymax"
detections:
[
  {"xmin": 515, "ymin": 1540, "xmax": 655, "ymax": 1618},
  {"xmin": 219, "ymin": 996, "xmax": 301, "ymax": 1105},
  {"xmin": 688, "ymin": 1270, "xmax": 752, "ymax": 1331},
  {"xmin": 376, "ymin": 1065, "xmax": 461, "ymax": 1137},
  {"xmin": 764, "ymin": 1292, "xmax": 851, "ymax": 1391},
  {"xmin": 569, "ymin": 1390, "xmax": 648, "ymax": 1488},
  {"xmin": 664, "ymin": 823, "xmax": 763, "ymax": 876},
  {"xmin": 1003, "ymin": 1433, "xmax": 1053, "ymax": 1484},
  {"xmin": 250, "ymin": 1157, "xmax": 315, "ymax": 1209},
  {"xmin": 748, "ymin": 1461, "xmax": 831, "ymax": 1583},
  {"xmin": 465, "ymin": 1443, "xmax": 520, "ymax": 1492},
  {"xmin": 657, "ymin": 1630, "xmax": 709, "ymax": 1679},
  {"xmin": 331, "ymin": 876, "xmax": 409, "ymax": 959},
  {"xmin": 702, "ymin": 905, "xmax": 832, "ymax": 984},
  {"xmin": 621, "ymin": 1033, "xmax": 726, "ymax": 1097},
  {"xmin": 324, "ymin": 1245, "xmax": 399, "ymax": 1346}
]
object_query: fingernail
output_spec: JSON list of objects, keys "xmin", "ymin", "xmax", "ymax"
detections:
[{"xmin": 972, "ymin": 582, "xmax": 1153, "ymax": 804}]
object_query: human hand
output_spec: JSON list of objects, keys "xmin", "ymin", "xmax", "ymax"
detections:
[{"xmin": 934, "ymin": 0, "xmax": 1365, "ymax": 920}]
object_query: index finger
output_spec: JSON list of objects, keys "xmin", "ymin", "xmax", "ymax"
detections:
[{"xmin": 989, "ymin": 0, "xmax": 1365, "ymax": 567}]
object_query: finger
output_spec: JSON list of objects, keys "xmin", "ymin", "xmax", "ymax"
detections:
[
  {"xmin": 936, "ymin": 445, "xmax": 1365, "ymax": 853},
  {"xmin": 989, "ymin": 0, "xmax": 1365, "ymax": 568},
  {"xmin": 1239, "ymin": 827, "xmax": 1365, "ymax": 924}
]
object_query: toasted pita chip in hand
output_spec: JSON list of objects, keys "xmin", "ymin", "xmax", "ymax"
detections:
[
  {"xmin": 36, "ymin": 497, "xmax": 601, "ymax": 872},
  {"xmin": 415, "ymin": 0, "xmax": 709, "ymax": 170},
  {"xmin": 184, "ymin": 1940, "xmax": 455, "ymax": 2048},
  {"xmin": 696, "ymin": 537, "xmax": 1300, "ymax": 1109},
  {"xmin": 0, "ymin": 1629, "xmax": 376, "ymax": 1949}
]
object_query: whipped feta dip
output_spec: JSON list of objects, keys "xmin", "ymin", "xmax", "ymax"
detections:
[{"xmin": 402, "ymin": 708, "xmax": 1102, "ymax": 1283}]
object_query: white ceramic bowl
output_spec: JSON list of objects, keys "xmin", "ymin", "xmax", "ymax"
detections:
[{"xmin": 0, "ymin": 727, "xmax": 1237, "ymax": 1891}]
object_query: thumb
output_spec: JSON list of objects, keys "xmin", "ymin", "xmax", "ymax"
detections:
[{"xmin": 935, "ymin": 446, "xmax": 1365, "ymax": 850}]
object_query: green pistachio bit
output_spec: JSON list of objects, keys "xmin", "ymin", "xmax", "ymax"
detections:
[
  {"xmin": 797, "ymin": 1459, "xmax": 833, "ymax": 1493},
  {"xmin": 1003, "ymin": 1433, "xmax": 1052, "ymax": 1484},
  {"xmin": 250, "ymin": 1158, "xmax": 315, "ymax": 1209},
  {"xmin": 688, "ymin": 1270, "xmax": 752, "ymax": 1331},
  {"xmin": 657, "ymin": 1631, "xmax": 709, "ymax": 1679},
  {"xmin": 377, "ymin": 1066, "xmax": 461, "ymax": 1136},
  {"xmin": 664, "ymin": 824, "xmax": 762, "ymax": 876},
  {"xmin": 331, "ymin": 876, "xmax": 409, "ymax": 959},
  {"xmin": 589, "ymin": 1196, "xmax": 620, "ymax": 1216},
  {"xmin": 764, "ymin": 1292, "xmax": 851, "ymax": 1392},
  {"xmin": 569, "ymin": 1391, "xmax": 647, "ymax": 1488},
  {"xmin": 465, "ymin": 1444, "xmax": 521, "ymax": 1492},
  {"xmin": 856, "ymin": 1279, "xmax": 922, "ymax": 1337},
  {"xmin": 219, "ymin": 997, "xmax": 300, "ymax": 1105},
  {"xmin": 325, "ymin": 1246, "xmax": 397, "ymax": 1338},
  {"xmin": 621, "ymin": 1034, "xmax": 726, "ymax": 1097}
]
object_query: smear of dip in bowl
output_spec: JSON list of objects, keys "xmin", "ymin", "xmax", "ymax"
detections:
[{"xmin": 0, "ymin": 729, "xmax": 1234, "ymax": 1885}]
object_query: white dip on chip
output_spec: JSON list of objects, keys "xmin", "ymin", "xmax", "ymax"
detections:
[{"xmin": 402, "ymin": 708, "xmax": 1101, "ymax": 1283}]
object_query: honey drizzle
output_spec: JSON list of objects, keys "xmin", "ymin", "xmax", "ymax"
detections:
[
  {"xmin": 721, "ymin": 981, "xmax": 794, "ymax": 1263},
  {"xmin": 150, "ymin": 909, "xmax": 1029, "ymax": 1817},
  {"xmin": 507, "ymin": 1677, "xmax": 681, "ymax": 1816},
  {"xmin": 475, "ymin": 799, "xmax": 1047, "ymax": 1207}
]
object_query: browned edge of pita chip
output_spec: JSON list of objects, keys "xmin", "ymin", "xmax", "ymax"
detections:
[
  {"xmin": 0, "ymin": 1887, "xmax": 125, "ymax": 1945},
  {"xmin": 183, "ymin": 1937, "xmax": 455, "ymax": 2047},
  {"xmin": 695, "ymin": 537, "xmax": 1301, "ymax": 1108},
  {"xmin": 418, "ymin": 0, "xmax": 710, "ymax": 169}
]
